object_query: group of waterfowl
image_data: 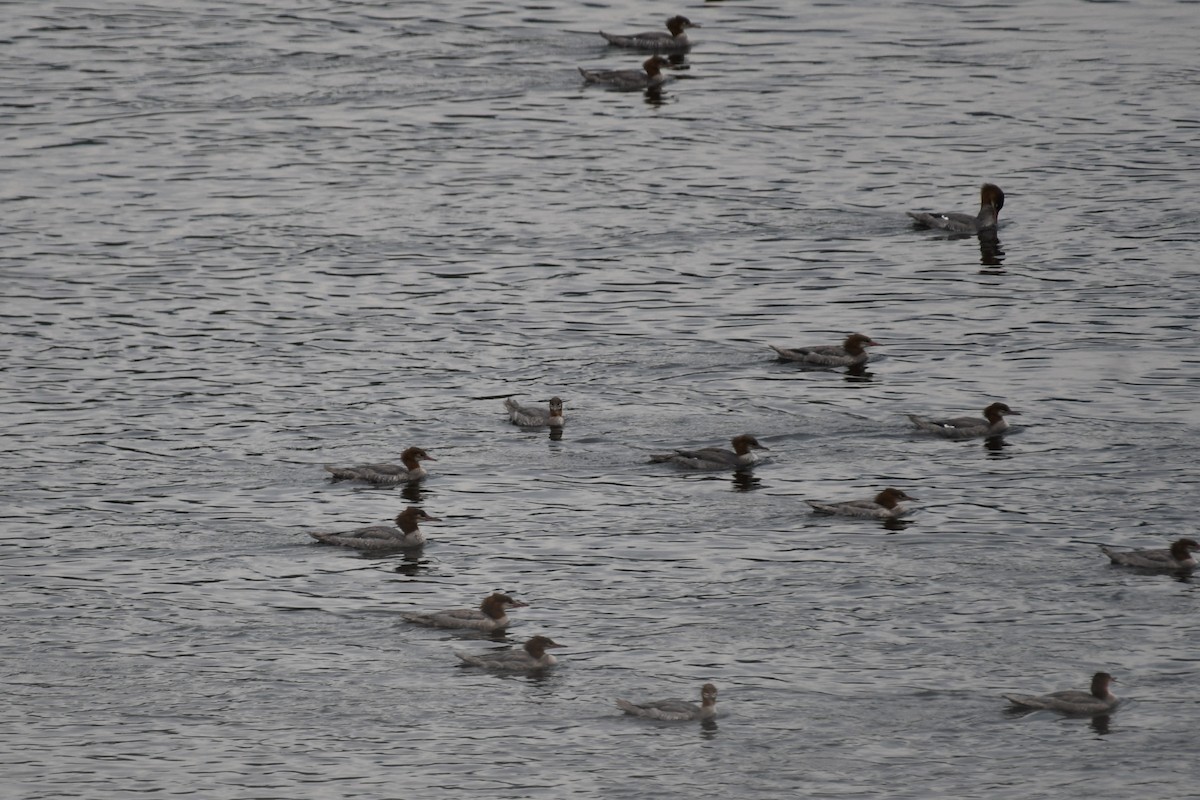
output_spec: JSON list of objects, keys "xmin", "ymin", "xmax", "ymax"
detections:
[
  {"xmin": 312, "ymin": 394, "xmax": 718, "ymax": 719},
  {"xmin": 303, "ymin": 12, "xmax": 1187, "ymax": 724},
  {"xmin": 579, "ymin": 15, "xmax": 698, "ymax": 90},
  {"xmin": 309, "ymin": 368, "xmax": 1192, "ymax": 722},
  {"xmin": 764, "ymin": 329, "xmax": 1017, "ymax": 518}
]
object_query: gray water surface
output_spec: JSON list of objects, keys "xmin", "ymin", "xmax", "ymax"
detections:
[{"xmin": 4, "ymin": 1, "xmax": 1200, "ymax": 798}]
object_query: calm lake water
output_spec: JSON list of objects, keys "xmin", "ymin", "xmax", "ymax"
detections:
[{"xmin": 3, "ymin": 1, "xmax": 1199, "ymax": 798}]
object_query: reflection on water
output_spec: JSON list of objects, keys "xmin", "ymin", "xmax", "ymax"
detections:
[
  {"xmin": 983, "ymin": 435, "xmax": 1012, "ymax": 458},
  {"xmin": 4, "ymin": 0, "xmax": 1198, "ymax": 797},
  {"xmin": 392, "ymin": 551, "xmax": 431, "ymax": 577},
  {"xmin": 401, "ymin": 482, "xmax": 427, "ymax": 505},
  {"xmin": 978, "ymin": 231, "xmax": 1005, "ymax": 270},
  {"xmin": 731, "ymin": 470, "xmax": 761, "ymax": 493},
  {"xmin": 844, "ymin": 363, "xmax": 873, "ymax": 383}
]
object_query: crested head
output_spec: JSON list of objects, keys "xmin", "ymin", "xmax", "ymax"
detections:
[
  {"xmin": 643, "ymin": 55, "xmax": 671, "ymax": 75},
  {"xmin": 984, "ymin": 402, "xmax": 1018, "ymax": 418},
  {"xmin": 401, "ymin": 446, "xmax": 435, "ymax": 463},
  {"xmin": 875, "ymin": 487, "xmax": 915, "ymax": 508},
  {"xmin": 981, "ymin": 183, "xmax": 1005, "ymax": 213},
  {"xmin": 481, "ymin": 592, "xmax": 528, "ymax": 618},
  {"xmin": 731, "ymin": 434, "xmax": 768, "ymax": 453},
  {"xmin": 1090, "ymin": 671, "xmax": 1115, "ymax": 697},
  {"xmin": 487, "ymin": 592, "xmax": 528, "ymax": 609},
  {"xmin": 843, "ymin": 333, "xmax": 879, "ymax": 353},
  {"xmin": 395, "ymin": 506, "xmax": 439, "ymax": 531},
  {"xmin": 667, "ymin": 15, "xmax": 699, "ymax": 33},
  {"xmin": 1169, "ymin": 538, "xmax": 1200, "ymax": 559},
  {"xmin": 525, "ymin": 635, "xmax": 563, "ymax": 656}
]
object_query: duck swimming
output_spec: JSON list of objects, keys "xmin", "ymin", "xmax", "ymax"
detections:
[
  {"xmin": 579, "ymin": 55, "xmax": 670, "ymax": 90},
  {"xmin": 505, "ymin": 396, "xmax": 564, "ymax": 428},
  {"xmin": 908, "ymin": 183, "xmax": 1005, "ymax": 234},
  {"xmin": 402, "ymin": 593, "xmax": 529, "ymax": 632},
  {"xmin": 1004, "ymin": 672, "xmax": 1118, "ymax": 715},
  {"xmin": 807, "ymin": 487, "xmax": 915, "ymax": 519},
  {"xmin": 600, "ymin": 15, "xmax": 700, "ymax": 52},
  {"xmin": 308, "ymin": 506, "xmax": 438, "ymax": 551},
  {"xmin": 908, "ymin": 402, "xmax": 1020, "ymax": 439},
  {"xmin": 455, "ymin": 635, "xmax": 563, "ymax": 671},
  {"xmin": 617, "ymin": 683, "xmax": 718, "ymax": 721},
  {"xmin": 769, "ymin": 333, "xmax": 878, "ymax": 368},
  {"xmin": 1100, "ymin": 538, "xmax": 1199, "ymax": 572},
  {"xmin": 323, "ymin": 446, "xmax": 435, "ymax": 485},
  {"xmin": 649, "ymin": 434, "xmax": 769, "ymax": 469}
]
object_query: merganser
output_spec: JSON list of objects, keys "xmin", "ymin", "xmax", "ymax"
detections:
[
  {"xmin": 807, "ymin": 487, "xmax": 915, "ymax": 519},
  {"xmin": 616, "ymin": 683, "xmax": 718, "ymax": 721},
  {"xmin": 908, "ymin": 402, "xmax": 1020, "ymax": 439},
  {"xmin": 649, "ymin": 434, "xmax": 769, "ymax": 469},
  {"xmin": 579, "ymin": 56, "xmax": 670, "ymax": 90},
  {"xmin": 1004, "ymin": 672, "xmax": 1118, "ymax": 715},
  {"xmin": 1100, "ymin": 538, "xmax": 1200, "ymax": 572},
  {"xmin": 308, "ymin": 506, "xmax": 438, "ymax": 551},
  {"xmin": 907, "ymin": 183, "xmax": 1005, "ymax": 234},
  {"xmin": 505, "ymin": 396, "xmax": 564, "ymax": 428},
  {"xmin": 599, "ymin": 15, "xmax": 700, "ymax": 52},
  {"xmin": 769, "ymin": 333, "xmax": 878, "ymax": 368},
  {"xmin": 455, "ymin": 635, "xmax": 563, "ymax": 671},
  {"xmin": 402, "ymin": 593, "xmax": 529, "ymax": 631},
  {"xmin": 323, "ymin": 446, "xmax": 435, "ymax": 485}
]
